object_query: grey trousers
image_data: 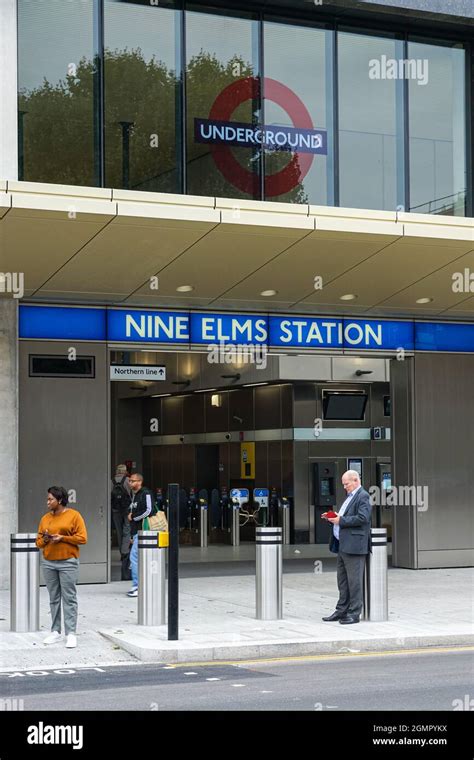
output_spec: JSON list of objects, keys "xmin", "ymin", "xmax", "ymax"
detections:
[
  {"xmin": 112, "ymin": 510, "xmax": 131, "ymax": 556},
  {"xmin": 42, "ymin": 557, "xmax": 80, "ymax": 635},
  {"xmin": 335, "ymin": 552, "xmax": 367, "ymax": 617}
]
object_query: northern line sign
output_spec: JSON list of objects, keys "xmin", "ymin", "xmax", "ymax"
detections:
[{"xmin": 18, "ymin": 305, "xmax": 474, "ymax": 353}]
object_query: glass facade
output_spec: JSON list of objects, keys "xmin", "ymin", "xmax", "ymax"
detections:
[
  {"xmin": 186, "ymin": 9, "xmax": 260, "ymax": 199},
  {"xmin": 104, "ymin": 0, "xmax": 180, "ymax": 193},
  {"xmin": 17, "ymin": 1, "xmax": 471, "ymax": 216},
  {"xmin": 18, "ymin": 0, "xmax": 97, "ymax": 186},
  {"xmin": 408, "ymin": 40, "xmax": 466, "ymax": 216},
  {"xmin": 338, "ymin": 30, "xmax": 403, "ymax": 211}
]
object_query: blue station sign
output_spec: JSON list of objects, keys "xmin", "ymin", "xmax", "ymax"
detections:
[{"xmin": 18, "ymin": 305, "xmax": 474, "ymax": 354}]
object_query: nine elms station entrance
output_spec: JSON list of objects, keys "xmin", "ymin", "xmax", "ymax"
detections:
[{"xmin": 17, "ymin": 305, "xmax": 474, "ymax": 583}]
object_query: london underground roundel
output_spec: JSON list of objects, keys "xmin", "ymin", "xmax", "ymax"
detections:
[{"xmin": 194, "ymin": 77, "xmax": 327, "ymax": 197}]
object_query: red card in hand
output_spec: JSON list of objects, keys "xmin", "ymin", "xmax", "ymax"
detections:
[{"xmin": 326, "ymin": 511, "xmax": 338, "ymax": 519}]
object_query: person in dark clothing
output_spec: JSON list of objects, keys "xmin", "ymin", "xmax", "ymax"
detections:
[
  {"xmin": 111, "ymin": 464, "xmax": 132, "ymax": 580},
  {"xmin": 126, "ymin": 473, "xmax": 153, "ymax": 597},
  {"xmin": 322, "ymin": 470, "xmax": 372, "ymax": 625}
]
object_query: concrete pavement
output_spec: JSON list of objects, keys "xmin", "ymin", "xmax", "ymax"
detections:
[{"xmin": 1, "ymin": 560, "xmax": 472, "ymax": 670}]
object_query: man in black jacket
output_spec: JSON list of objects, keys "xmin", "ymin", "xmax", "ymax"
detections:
[
  {"xmin": 126, "ymin": 473, "xmax": 153, "ymax": 597},
  {"xmin": 322, "ymin": 470, "xmax": 371, "ymax": 625}
]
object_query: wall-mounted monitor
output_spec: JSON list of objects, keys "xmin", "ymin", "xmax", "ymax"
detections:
[{"xmin": 322, "ymin": 390, "xmax": 368, "ymax": 421}]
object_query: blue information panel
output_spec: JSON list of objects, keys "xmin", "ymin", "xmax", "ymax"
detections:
[
  {"xmin": 415, "ymin": 322, "xmax": 474, "ymax": 352},
  {"xmin": 107, "ymin": 309, "xmax": 189, "ymax": 344},
  {"xmin": 230, "ymin": 488, "xmax": 249, "ymax": 505},
  {"xmin": 254, "ymin": 488, "xmax": 269, "ymax": 508},
  {"xmin": 19, "ymin": 305, "xmax": 106, "ymax": 341}
]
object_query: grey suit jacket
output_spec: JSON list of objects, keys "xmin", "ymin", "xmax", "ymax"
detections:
[{"xmin": 329, "ymin": 487, "xmax": 372, "ymax": 555}]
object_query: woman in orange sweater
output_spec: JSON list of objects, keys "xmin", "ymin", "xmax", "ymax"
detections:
[{"xmin": 36, "ymin": 486, "xmax": 88, "ymax": 649}]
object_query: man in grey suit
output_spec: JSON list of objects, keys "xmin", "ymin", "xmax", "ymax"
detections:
[{"xmin": 322, "ymin": 470, "xmax": 371, "ymax": 625}]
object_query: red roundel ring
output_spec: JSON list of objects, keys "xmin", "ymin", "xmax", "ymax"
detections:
[{"xmin": 208, "ymin": 77, "xmax": 315, "ymax": 197}]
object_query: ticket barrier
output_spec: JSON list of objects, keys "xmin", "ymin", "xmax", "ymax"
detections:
[{"xmin": 229, "ymin": 488, "xmax": 249, "ymax": 546}]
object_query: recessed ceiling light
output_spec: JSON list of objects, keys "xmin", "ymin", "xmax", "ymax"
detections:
[
  {"xmin": 176, "ymin": 285, "xmax": 194, "ymax": 292},
  {"xmin": 260, "ymin": 289, "xmax": 277, "ymax": 297},
  {"xmin": 340, "ymin": 294, "xmax": 357, "ymax": 301},
  {"xmin": 416, "ymin": 297, "xmax": 433, "ymax": 304}
]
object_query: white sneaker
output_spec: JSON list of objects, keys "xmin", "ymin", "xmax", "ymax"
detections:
[
  {"xmin": 65, "ymin": 634, "xmax": 77, "ymax": 648},
  {"xmin": 127, "ymin": 587, "xmax": 138, "ymax": 597},
  {"xmin": 43, "ymin": 631, "xmax": 62, "ymax": 645}
]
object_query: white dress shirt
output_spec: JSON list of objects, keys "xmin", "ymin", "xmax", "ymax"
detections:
[{"xmin": 333, "ymin": 485, "xmax": 361, "ymax": 540}]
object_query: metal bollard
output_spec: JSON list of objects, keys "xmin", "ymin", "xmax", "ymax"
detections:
[
  {"xmin": 280, "ymin": 499, "xmax": 291, "ymax": 545},
  {"xmin": 10, "ymin": 534, "xmax": 40, "ymax": 632},
  {"xmin": 200, "ymin": 501, "xmax": 208, "ymax": 548},
  {"xmin": 256, "ymin": 527, "xmax": 282, "ymax": 620},
  {"xmin": 138, "ymin": 531, "xmax": 166, "ymax": 626},
  {"xmin": 363, "ymin": 528, "xmax": 388, "ymax": 622},
  {"xmin": 231, "ymin": 501, "xmax": 240, "ymax": 546}
]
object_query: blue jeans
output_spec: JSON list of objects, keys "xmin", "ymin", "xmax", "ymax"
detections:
[{"xmin": 130, "ymin": 534, "xmax": 138, "ymax": 589}]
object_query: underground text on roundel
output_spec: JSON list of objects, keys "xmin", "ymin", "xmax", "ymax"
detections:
[{"xmin": 27, "ymin": 722, "xmax": 84, "ymax": 751}]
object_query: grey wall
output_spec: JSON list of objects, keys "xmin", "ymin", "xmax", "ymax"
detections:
[
  {"xmin": 19, "ymin": 341, "xmax": 109, "ymax": 583},
  {"xmin": 413, "ymin": 353, "xmax": 474, "ymax": 568},
  {"xmin": 391, "ymin": 357, "xmax": 417, "ymax": 568},
  {"xmin": 0, "ymin": 300, "xmax": 18, "ymax": 589}
]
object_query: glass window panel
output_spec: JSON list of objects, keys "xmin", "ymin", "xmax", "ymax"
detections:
[
  {"xmin": 18, "ymin": 0, "xmax": 96, "ymax": 186},
  {"xmin": 104, "ymin": 0, "xmax": 180, "ymax": 193},
  {"xmin": 263, "ymin": 21, "xmax": 332, "ymax": 205},
  {"xmin": 338, "ymin": 31, "xmax": 402, "ymax": 211},
  {"xmin": 408, "ymin": 40, "xmax": 466, "ymax": 216},
  {"xmin": 186, "ymin": 10, "xmax": 260, "ymax": 199}
]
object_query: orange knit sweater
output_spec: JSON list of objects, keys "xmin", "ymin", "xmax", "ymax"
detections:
[{"xmin": 36, "ymin": 508, "xmax": 88, "ymax": 560}]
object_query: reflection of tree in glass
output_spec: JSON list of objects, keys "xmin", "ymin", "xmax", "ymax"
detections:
[
  {"xmin": 19, "ymin": 58, "xmax": 96, "ymax": 186},
  {"xmin": 19, "ymin": 48, "xmax": 307, "ymax": 202}
]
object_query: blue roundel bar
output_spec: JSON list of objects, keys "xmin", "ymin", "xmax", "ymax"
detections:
[{"xmin": 18, "ymin": 305, "xmax": 474, "ymax": 353}]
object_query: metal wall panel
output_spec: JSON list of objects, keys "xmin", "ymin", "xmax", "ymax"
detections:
[
  {"xmin": 413, "ymin": 353, "xmax": 474, "ymax": 559},
  {"xmin": 390, "ymin": 357, "xmax": 417, "ymax": 568},
  {"xmin": 19, "ymin": 340, "xmax": 109, "ymax": 583}
]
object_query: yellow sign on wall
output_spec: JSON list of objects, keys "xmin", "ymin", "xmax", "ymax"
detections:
[{"xmin": 240, "ymin": 442, "xmax": 255, "ymax": 479}]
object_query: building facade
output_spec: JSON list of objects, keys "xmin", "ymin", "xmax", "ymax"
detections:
[{"xmin": 0, "ymin": 0, "xmax": 473, "ymax": 585}]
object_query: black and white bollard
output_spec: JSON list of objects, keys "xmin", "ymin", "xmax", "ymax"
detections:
[
  {"xmin": 256, "ymin": 527, "xmax": 283, "ymax": 620},
  {"xmin": 363, "ymin": 528, "xmax": 388, "ymax": 622},
  {"xmin": 10, "ymin": 534, "xmax": 40, "ymax": 632},
  {"xmin": 138, "ymin": 530, "xmax": 167, "ymax": 626}
]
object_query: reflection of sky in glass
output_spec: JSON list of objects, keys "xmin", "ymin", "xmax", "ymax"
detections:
[
  {"xmin": 264, "ymin": 21, "xmax": 328, "ymax": 204},
  {"xmin": 19, "ymin": 1, "xmax": 95, "ymax": 92},
  {"xmin": 186, "ymin": 11, "xmax": 255, "ymax": 66},
  {"xmin": 105, "ymin": 3, "xmax": 176, "ymax": 70},
  {"xmin": 19, "ymin": 0, "xmax": 177, "ymax": 92}
]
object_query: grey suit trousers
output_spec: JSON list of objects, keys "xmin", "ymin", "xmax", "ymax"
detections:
[{"xmin": 335, "ymin": 551, "xmax": 367, "ymax": 617}]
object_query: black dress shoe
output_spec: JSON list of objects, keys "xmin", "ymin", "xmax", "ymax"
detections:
[
  {"xmin": 322, "ymin": 611, "xmax": 344, "ymax": 622},
  {"xmin": 339, "ymin": 615, "xmax": 360, "ymax": 624}
]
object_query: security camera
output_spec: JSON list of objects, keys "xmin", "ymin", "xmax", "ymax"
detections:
[
  {"xmin": 179, "ymin": 435, "xmax": 184, "ymax": 442},
  {"xmin": 225, "ymin": 433, "xmax": 231, "ymax": 440}
]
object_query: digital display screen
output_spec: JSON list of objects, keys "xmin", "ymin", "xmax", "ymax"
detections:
[
  {"xmin": 320, "ymin": 478, "xmax": 333, "ymax": 497},
  {"xmin": 323, "ymin": 392, "xmax": 368, "ymax": 421}
]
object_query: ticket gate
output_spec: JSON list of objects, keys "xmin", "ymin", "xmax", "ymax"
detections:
[
  {"xmin": 269, "ymin": 488, "xmax": 280, "ymax": 527},
  {"xmin": 279, "ymin": 496, "xmax": 291, "ymax": 545},
  {"xmin": 229, "ymin": 488, "xmax": 249, "ymax": 546}
]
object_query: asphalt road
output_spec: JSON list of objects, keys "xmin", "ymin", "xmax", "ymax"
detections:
[{"xmin": 1, "ymin": 647, "xmax": 472, "ymax": 712}]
